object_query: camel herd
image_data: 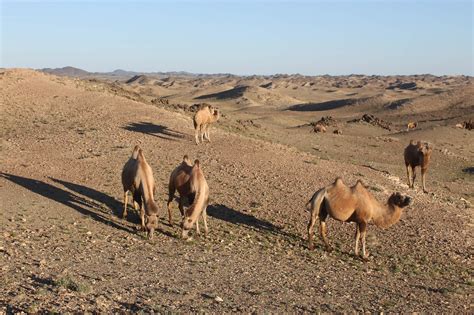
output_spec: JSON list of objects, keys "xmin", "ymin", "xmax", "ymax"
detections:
[{"xmin": 121, "ymin": 105, "xmax": 433, "ymax": 259}]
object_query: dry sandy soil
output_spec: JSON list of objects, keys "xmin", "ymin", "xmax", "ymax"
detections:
[{"xmin": 1, "ymin": 68, "xmax": 473, "ymax": 313}]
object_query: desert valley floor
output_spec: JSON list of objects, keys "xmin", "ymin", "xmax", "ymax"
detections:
[{"xmin": 0, "ymin": 68, "xmax": 473, "ymax": 312}]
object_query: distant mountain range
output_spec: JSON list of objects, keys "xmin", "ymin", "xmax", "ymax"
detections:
[{"xmin": 39, "ymin": 66, "xmax": 234, "ymax": 78}]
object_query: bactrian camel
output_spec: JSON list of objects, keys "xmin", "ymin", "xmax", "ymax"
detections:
[
  {"xmin": 404, "ymin": 140, "xmax": 433, "ymax": 193},
  {"xmin": 306, "ymin": 177, "xmax": 412, "ymax": 259},
  {"xmin": 121, "ymin": 145, "xmax": 160, "ymax": 239},
  {"xmin": 167, "ymin": 156, "xmax": 209, "ymax": 239},
  {"xmin": 193, "ymin": 104, "xmax": 220, "ymax": 144}
]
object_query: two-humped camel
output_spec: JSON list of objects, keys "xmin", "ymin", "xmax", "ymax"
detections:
[
  {"xmin": 307, "ymin": 178, "xmax": 412, "ymax": 259},
  {"xmin": 121, "ymin": 145, "xmax": 160, "ymax": 239},
  {"xmin": 193, "ymin": 104, "xmax": 220, "ymax": 144},
  {"xmin": 167, "ymin": 156, "xmax": 209, "ymax": 239},
  {"xmin": 404, "ymin": 140, "xmax": 433, "ymax": 193}
]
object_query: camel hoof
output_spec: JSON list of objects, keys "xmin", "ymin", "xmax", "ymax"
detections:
[
  {"xmin": 325, "ymin": 246, "xmax": 333, "ymax": 252},
  {"xmin": 308, "ymin": 243, "xmax": 315, "ymax": 250}
]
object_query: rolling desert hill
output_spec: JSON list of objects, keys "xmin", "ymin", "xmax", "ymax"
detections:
[{"xmin": 1, "ymin": 68, "xmax": 473, "ymax": 313}]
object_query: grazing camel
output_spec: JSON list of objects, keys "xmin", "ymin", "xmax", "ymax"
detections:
[
  {"xmin": 167, "ymin": 157, "xmax": 209, "ymax": 239},
  {"xmin": 406, "ymin": 121, "xmax": 418, "ymax": 131},
  {"xmin": 193, "ymin": 105, "xmax": 220, "ymax": 144},
  {"xmin": 306, "ymin": 178, "xmax": 412, "ymax": 259},
  {"xmin": 121, "ymin": 145, "xmax": 159, "ymax": 239},
  {"xmin": 404, "ymin": 140, "xmax": 433, "ymax": 193},
  {"xmin": 167, "ymin": 155, "xmax": 193, "ymax": 225}
]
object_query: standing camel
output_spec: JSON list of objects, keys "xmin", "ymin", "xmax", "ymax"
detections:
[
  {"xmin": 404, "ymin": 140, "xmax": 433, "ymax": 193},
  {"xmin": 193, "ymin": 104, "xmax": 220, "ymax": 144},
  {"xmin": 306, "ymin": 178, "xmax": 412, "ymax": 259}
]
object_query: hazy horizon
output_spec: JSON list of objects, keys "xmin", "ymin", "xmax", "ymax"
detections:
[{"xmin": 2, "ymin": 0, "xmax": 473, "ymax": 76}]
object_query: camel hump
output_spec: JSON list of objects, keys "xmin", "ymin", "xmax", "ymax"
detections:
[
  {"xmin": 409, "ymin": 139, "xmax": 417, "ymax": 146},
  {"xmin": 131, "ymin": 145, "xmax": 141, "ymax": 159},
  {"xmin": 193, "ymin": 159, "xmax": 200, "ymax": 168},
  {"xmin": 334, "ymin": 177, "xmax": 344, "ymax": 185},
  {"xmin": 355, "ymin": 179, "xmax": 365, "ymax": 187},
  {"xmin": 183, "ymin": 155, "xmax": 190, "ymax": 163},
  {"xmin": 137, "ymin": 149, "xmax": 146, "ymax": 161}
]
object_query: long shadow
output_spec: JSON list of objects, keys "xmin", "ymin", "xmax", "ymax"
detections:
[
  {"xmin": 0, "ymin": 172, "xmax": 135, "ymax": 234},
  {"xmin": 207, "ymin": 203, "xmax": 302, "ymax": 242},
  {"xmin": 49, "ymin": 177, "xmax": 176, "ymax": 238},
  {"xmin": 286, "ymin": 98, "xmax": 360, "ymax": 112},
  {"xmin": 462, "ymin": 167, "xmax": 474, "ymax": 174},
  {"xmin": 123, "ymin": 122, "xmax": 185, "ymax": 141},
  {"xmin": 194, "ymin": 85, "xmax": 247, "ymax": 100}
]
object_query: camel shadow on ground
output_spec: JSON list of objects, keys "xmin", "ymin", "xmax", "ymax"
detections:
[
  {"xmin": 207, "ymin": 203, "xmax": 303, "ymax": 244},
  {"xmin": 0, "ymin": 172, "xmax": 136, "ymax": 234},
  {"xmin": 123, "ymin": 122, "xmax": 185, "ymax": 141}
]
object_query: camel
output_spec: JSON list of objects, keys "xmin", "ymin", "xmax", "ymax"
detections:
[
  {"xmin": 193, "ymin": 104, "xmax": 220, "ymax": 144},
  {"xmin": 121, "ymin": 145, "xmax": 159, "ymax": 239},
  {"xmin": 167, "ymin": 157, "xmax": 209, "ymax": 239},
  {"xmin": 406, "ymin": 121, "xmax": 418, "ymax": 131},
  {"xmin": 306, "ymin": 178, "xmax": 412, "ymax": 259},
  {"xmin": 167, "ymin": 155, "xmax": 193, "ymax": 225},
  {"xmin": 313, "ymin": 124, "xmax": 327, "ymax": 133},
  {"xmin": 404, "ymin": 140, "xmax": 433, "ymax": 193}
]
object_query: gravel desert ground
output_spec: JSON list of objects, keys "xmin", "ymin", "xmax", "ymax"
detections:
[{"xmin": 1, "ymin": 68, "xmax": 473, "ymax": 312}]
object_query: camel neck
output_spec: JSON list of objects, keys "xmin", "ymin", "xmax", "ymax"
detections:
[{"xmin": 372, "ymin": 202, "xmax": 403, "ymax": 228}]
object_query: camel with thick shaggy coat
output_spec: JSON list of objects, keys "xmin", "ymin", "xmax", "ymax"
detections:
[
  {"xmin": 306, "ymin": 178, "xmax": 412, "ymax": 259},
  {"xmin": 404, "ymin": 140, "xmax": 433, "ymax": 193},
  {"xmin": 167, "ymin": 156, "xmax": 209, "ymax": 239},
  {"xmin": 193, "ymin": 105, "xmax": 220, "ymax": 144},
  {"xmin": 121, "ymin": 145, "xmax": 159, "ymax": 239}
]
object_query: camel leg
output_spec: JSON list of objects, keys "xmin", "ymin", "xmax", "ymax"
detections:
[
  {"xmin": 199, "ymin": 125, "xmax": 205, "ymax": 143},
  {"xmin": 354, "ymin": 224, "xmax": 361, "ymax": 256},
  {"xmin": 421, "ymin": 167, "xmax": 428, "ymax": 193},
  {"xmin": 202, "ymin": 208, "xmax": 208, "ymax": 236},
  {"xmin": 167, "ymin": 186, "xmax": 175, "ymax": 226},
  {"xmin": 204, "ymin": 125, "xmax": 211, "ymax": 142},
  {"xmin": 195, "ymin": 217, "xmax": 200, "ymax": 235},
  {"xmin": 195, "ymin": 127, "xmax": 200, "ymax": 144},
  {"xmin": 122, "ymin": 191, "xmax": 128, "ymax": 218},
  {"xmin": 140, "ymin": 205, "xmax": 146, "ymax": 231},
  {"xmin": 411, "ymin": 166, "xmax": 416, "ymax": 188},
  {"xmin": 406, "ymin": 165, "xmax": 412, "ymax": 188},
  {"xmin": 178, "ymin": 198, "xmax": 185, "ymax": 217},
  {"xmin": 307, "ymin": 208, "xmax": 318, "ymax": 250},
  {"xmin": 319, "ymin": 219, "xmax": 332, "ymax": 252},
  {"xmin": 359, "ymin": 222, "xmax": 369, "ymax": 260}
]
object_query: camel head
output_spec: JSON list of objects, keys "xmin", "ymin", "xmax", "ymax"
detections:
[
  {"xmin": 388, "ymin": 192, "xmax": 412, "ymax": 209},
  {"xmin": 145, "ymin": 214, "xmax": 158, "ymax": 239},
  {"xmin": 212, "ymin": 108, "xmax": 220, "ymax": 122}
]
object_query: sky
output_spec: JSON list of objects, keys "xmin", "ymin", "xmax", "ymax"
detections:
[{"xmin": 1, "ymin": 0, "xmax": 472, "ymax": 75}]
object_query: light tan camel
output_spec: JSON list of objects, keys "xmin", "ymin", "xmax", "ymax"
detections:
[
  {"xmin": 167, "ymin": 157, "xmax": 209, "ymax": 239},
  {"xmin": 406, "ymin": 121, "xmax": 418, "ymax": 131},
  {"xmin": 313, "ymin": 124, "xmax": 327, "ymax": 133},
  {"xmin": 404, "ymin": 140, "xmax": 433, "ymax": 193},
  {"xmin": 121, "ymin": 145, "xmax": 159, "ymax": 239},
  {"xmin": 193, "ymin": 105, "xmax": 220, "ymax": 144},
  {"xmin": 306, "ymin": 178, "xmax": 412, "ymax": 259}
]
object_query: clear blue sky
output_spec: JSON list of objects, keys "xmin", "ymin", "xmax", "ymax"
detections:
[{"xmin": 1, "ymin": 0, "xmax": 472, "ymax": 75}]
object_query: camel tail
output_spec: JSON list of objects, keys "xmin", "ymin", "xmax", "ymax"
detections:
[{"xmin": 306, "ymin": 188, "xmax": 326, "ymax": 214}]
